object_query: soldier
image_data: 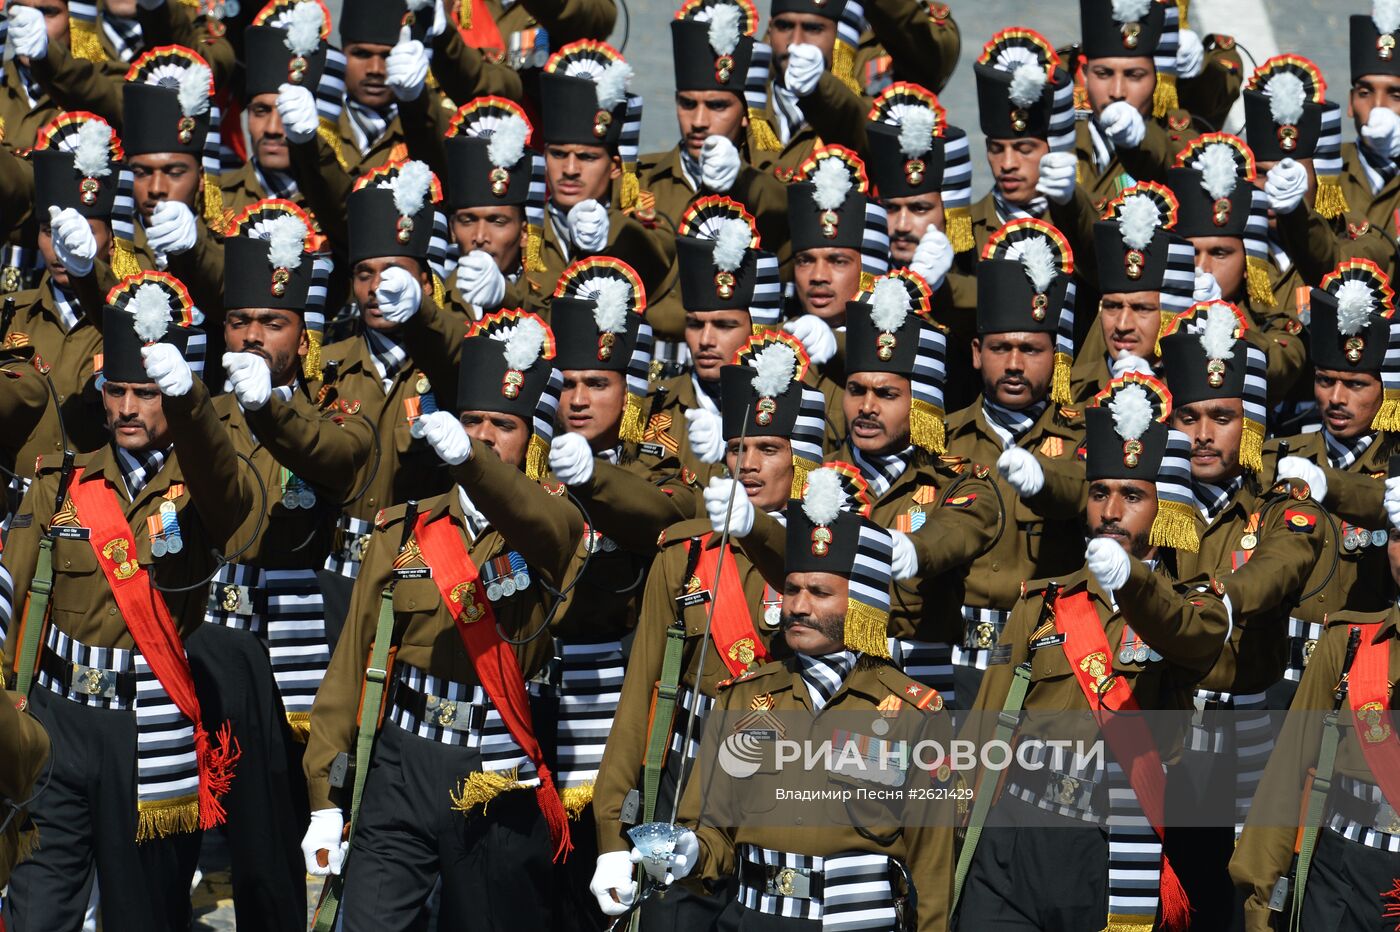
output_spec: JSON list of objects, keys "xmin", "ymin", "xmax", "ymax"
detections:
[
  {"xmin": 470, "ymin": 0, "xmax": 617, "ymax": 71},
  {"xmin": 856, "ymin": 0, "xmax": 960, "ymax": 97},
  {"xmin": 1, "ymin": 272, "xmax": 244, "ymax": 932},
  {"xmin": 590, "ymin": 337, "xmax": 829, "ymax": 928},
  {"xmin": 957, "ymin": 375, "xmax": 1230, "ymax": 931},
  {"xmin": 0, "ymin": 652, "xmax": 50, "ymax": 891},
  {"xmin": 640, "ymin": 475, "xmax": 956, "ymax": 930},
  {"xmin": 301, "ymin": 309, "xmax": 581, "ymax": 930}
]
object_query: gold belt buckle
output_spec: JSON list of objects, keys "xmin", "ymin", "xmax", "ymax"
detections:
[
  {"xmin": 1302, "ymin": 639, "xmax": 1317, "ymax": 666},
  {"xmin": 1050, "ymin": 773, "xmax": 1082, "ymax": 807},
  {"xmin": 775, "ymin": 867, "xmax": 796, "ymax": 897},
  {"xmin": 221, "ymin": 584, "xmax": 240, "ymax": 612},
  {"xmin": 426, "ymin": 695, "xmax": 459, "ymax": 729},
  {"xmin": 975, "ymin": 621, "xmax": 996, "ymax": 649},
  {"xmin": 349, "ymin": 534, "xmax": 371, "ymax": 561},
  {"xmin": 75, "ymin": 664, "xmax": 111, "ymax": 697}
]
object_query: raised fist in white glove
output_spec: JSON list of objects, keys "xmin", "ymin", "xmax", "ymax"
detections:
[
  {"xmin": 1363, "ymin": 106, "xmax": 1400, "ymax": 160},
  {"xmin": 700, "ymin": 134, "xmax": 742, "ymax": 193},
  {"xmin": 1099, "ymin": 100, "xmax": 1146, "ymax": 149},
  {"xmin": 223, "ymin": 352, "xmax": 272, "ymax": 411},
  {"xmin": 1036, "ymin": 151, "xmax": 1079, "ymax": 206},
  {"xmin": 429, "ymin": 0, "xmax": 449, "ymax": 38},
  {"xmin": 141, "ymin": 343, "xmax": 193, "ymax": 397},
  {"xmin": 685, "ymin": 407, "xmax": 725, "ymax": 464},
  {"xmin": 997, "ymin": 447, "xmax": 1045, "ymax": 497},
  {"xmin": 784, "ymin": 42, "xmax": 824, "ymax": 97},
  {"xmin": 909, "ymin": 226, "xmax": 955, "ymax": 290},
  {"xmin": 301, "ymin": 809, "xmax": 347, "ymax": 876},
  {"xmin": 1111, "ymin": 351, "xmax": 1154, "ymax": 379},
  {"xmin": 386, "ymin": 27, "xmax": 429, "ymax": 101},
  {"xmin": 374, "ymin": 265, "xmax": 423, "ymax": 324},
  {"xmin": 567, "ymin": 199, "xmax": 610, "ymax": 253},
  {"xmin": 589, "ymin": 851, "xmax": 637, "ymax": 917},
  {"xmin": 146, "ymin": 201, "xmax": 198, "ymax": 257},
  {"xmin": 1193, "ymin": 268, "xmax": 1222, "ymax": 304},
  {"xmin": 1176, "ymin": 28, "xmax": 1205, "ymax": 79},
  {"xmin": 629, "ymin": 828, "xmax": 699, "ymax": 886},
  {"xmin": 704, "ymin": 476, "xmax": 755, "ymax": 537},
  {"xmin": 413, "ymin": 409, "xmax": 473, "ymax": 464},
  {"xmin": 454, "ymin": 250, "xmax": 506, "ymax": 312},
  {"xmin": 1385, "ymin": 476, "xmax": 1400, "ymax": 530},
  {"xmin": 1086, "ymin": 536, "xmax": 1132, "ymax": 592},
  {"xmin": 276, "ymin": 82, "xmax": 319, "ymax": 144},
  {"xmin": 1276, "ymin": 455, "xmax": 1327, "ymax": 504},
  {"xmin": 1265, "ymin": 158, "xmax": 1309, "ymax": 215},
  {"xmin": 8, "ymin": 5, "xmax": 47, "ymax": 60},
  {"xmin": 548, "ymin": 431, "xmax": 595, "ymax": 487},
  {"xmin": 783, "ymin": 314, "xmax": 837, "ymax": 366},
  {"xmin": 890, "ymin": 530, "xmax": 918, "ymax": 581},
  {"xmin": 48, "ymin": 206, "xmax": 97, "ymax": 277}
]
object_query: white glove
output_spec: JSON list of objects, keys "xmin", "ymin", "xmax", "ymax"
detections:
[
  {"xmin": 301, "ymin": 809, "xmax": 347, "ymax": 877},
  {"xmin": 1035, "ymin": 151, "xmax": 1078, "ymax": 206},
  {"xmin": 454, "ymin": 250, "xmax": 507, "ymax": 312},
  {"xmin": 684, "ymin": 407, "xmax": 725, "ymax": 464},
  {"xmin": 1385, "ymin": 476, "xmax": 1400, "ymax": 530},
  {"xmin": 223, "ymin": 352, "xmax": 273, "ymax": 410},
  {"xmin": 1193, "ymin": 268, "xmax": 1222, "ymax": 304},
  {"xmin": 1363, "ymin": 106, "xmax": 1400, "ymax": 160},
  {"xmin": 276, "ymin": 83, "xmax": 319, "ymax": 144},
  {"xmin": 700, "ymin": 134, "xmax": 742, "ymax": 193},
  {"xmin": 141, "ymin": 343, "xmax": 193, "ymax": 397},
  {"xmin": 1086, "ymin": 537, "xmax": 1132, "ymax": 593},
  {"xmin": 590, "ymin": 851, "xmax": 638, "ymax": 917},
  {"xmin": 386, "ymin": 27, "xmax": 429, "ymax": 102},
  {"xmin": 1276, "ymin": 455, "xmax": 1327, "ymax": 505},
  {"xmin": 890, "ymin": 530, "xmax": 918, "ymax": 581},
  {"xmin": 1176, "ymin": 28, "xmax": 1205, "ymax": 80},
  {"xmin": 909, "ymin": 226, "xmax": 955, "ymax": 290},
  {"xmin": 1100, "ymin": 101, "xmax": 1146, "ymax": 149},
  {"xmin": 783, "ymin": 43, "xmax": 824, "ymax": 97},
  {"xmin": 145, "ymin": 201, "xmax": 198, "ymax": 257},
  {"xmin": 567, "ymin": 199, "xmax": 610, "ymax": 254},
  {"xmin": 1111, "ymin": 351, "xmax": 1153, "ymax": 379},
  {"xmin": 413, "ymin": 409, "xmax": 473, "ymax": 465},
  {"xmin": 704, "ymin": 476, "xmax": 755, "ymax": 537},
  {"xmin": 8, "ymin": 5, "xmax": 47, "ymax": 60},
  {"xmin": 429, "ymin": 0, "xmax": 448, "ymax": 38},
  {"xmin": 48, "ymin": 206, "xmax": 96, "ymax": 277},
  {"xmin": 997, "ymin": 447, "xmax": 1045, "ymax": 497},
  {"xmin": 374, "ymin": 265, "xmax": 423, "ymax": 324},
  {"xmin": 629, "ymin": 828, "xmax": 699, "ymax": 886},
  {"xmin": 548, "ymin": 431, "xmax": 595, "ymax": 487},
  {"xmin": 1265, "ymin": 158, "xmax": 1309, "ymax": 215},
  {"xmin": 783, "ymin": 314, "xmax": 837, "ymax": 366}
]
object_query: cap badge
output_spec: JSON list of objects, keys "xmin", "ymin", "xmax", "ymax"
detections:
[
  {"xmin": 289, "ymin": 55, "xmax": 308, "ymax": 84},
  {"xmin": 271, "ymin": 267, "xmax": 290, "ymax": 297},
  {"xmin": 1122, "ymin": 438, "xmax": 1143, "ymax": 468},
  {"xmin": 876, "ymin": 331, "xmax": 897, "ymax": 361},
  {"xmin": 177, "ymin": 115, "xmax": 196, "ymax": 146},
  {"xmin": 489, "ymin": 166, "xmax": 510, "ymax": 197},
  {"xmin": 597, "ymin": 332, "xmax": 615, "ymax": 361},
  {"xmin": 903, "ymin": 158, "xmax": 925, "ymax": 186},
  {"xmin": 1010, "ymin": 107, "xmax": 1029, "ymax": 133},
  {"xmin": 593, "ymin": 109, "xmax": 612, "ymax": 139},
  {"xmin": 755, "ymin": 396, "xmax": 776, "ymax": 426},
  {"xmin": 715, "ymin": 54, "xmax": 734, "ymax": 84},
  {"xmin": 1121, "ymin": 21, "xmax": 1141, "ymax": 49},
  {"xmin": 1206, "ymin": 357, "xmax": 1226, "ymax": 388},
  {"xmin": 79, "ymin": 177, "xmax": 100, "ymax": 206},
  {"xmin": 502, "ymin": 369, "xmax": 524, "ymax": 399},
  {"xmin": 1125, "ymin": 248, "xmax": 1145, "ymax": 280},
  {"xmin": 1031, "ymin": 292, "xmax": 1049, "ymax": 321},
  {"xmin": 1345, "ymin": 335, "xmax": 1366, "ymax": 363},
  {"xmin": 714, "ymin": 270, "xmax": 736, "ymax": 299},
  {"xmin": 820, "ymin": 208, "xmax": 840, "ymax": 239},
  {"xmin": 396, "ymin": 215, "xmax": 414, "ymax": 244},
  {"xmin": 1278, "ymin": 124, "xmax": 1298, "ymax": 152},
  {"xmin": 1381, "ymin": 34, "xmax": 1397, "ymax": 60},
  {"xmin": 1212, "ymin": 197, "xmax": 1232, "ymax": 227},
  {"xmin": 810, "ymin": 526, "xmax": 832, "ymax": 556}
]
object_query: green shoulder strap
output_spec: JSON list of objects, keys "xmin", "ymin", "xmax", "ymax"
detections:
[
  {"xmin": 641, "ymin": 621, "xmax": 687, "ymax": 825},
  {"xmin": 13, "ymin": 536, "xmax": 54, "ymax": 701}
]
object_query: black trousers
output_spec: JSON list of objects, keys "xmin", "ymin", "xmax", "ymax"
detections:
[
  {"xmin": 1301, "ymin": 826, "xmax": 1400, "ymax": 931},
  {"xmin": 186, "ymin": 623, "xmax": 309, "ymax": 932},
  {"xmin": 342, "ymin": 721, "xmax": 557, "ymax": 931},
  {"xmin": 715, "ymin": 899, "xmax": 820, "ymax": 930},
  {"xmin": 2, "ymin": 687, "xmax": 201, "ymax": 932}
]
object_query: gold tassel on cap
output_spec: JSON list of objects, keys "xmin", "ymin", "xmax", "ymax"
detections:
[
  {"xmin": 859, "ymin": 270, "xmax": 875, "ymax": 292},
  {"xmin": 317, "ymin": 118, "xmax": 350, "ymax": 173},
  {"xmin": 945, "ymin": 207, "xmax": 974, "ymax": 254},
  {"xmin": 526, "ymin": 225, "xmax": 545, "ymax": 272},
  {"xmin": 621, "ymin": 168, "xmax": 639, "ymax": 213},
  {"xmin": 1240, "ymin": 418, "xmax": 1264, "ymax": 472},
  {"xmin": 910, "ymin": 398, "xmax": 946, "ymax": 454},
  {"xmin": 432, "ymin": 273, "xmax": 447, "ymax": 309},
  {"xmin": 1051, "ymin": 352, "xmax": 1074, "ymax": 406},
  {"xmin": 1152, "ymin": 73, "xmax": 1178, "ymax": 119},
  {"xmin": 450, "ymin": 768, "xmax": 527, "ymax": 815},
  {"xmin": 302, "ymin": 330, "xmax": 323, "ymax": 381},
  {"xmin": 1149, "ymin": 498, "xmax": 1200, "ymax": 552},
  {"xmin": 1246, "ymin": 257, "xmax": 1275, "ymax": 309},
  {"xmin": 560, "ymin": 783, "xmax": 594, "ymax": 820},
  {"xmin": 70, "ymin": 22, "xmax": 108, "ymax": 62},
  {"xmin": 1372, "ymin": 388, "xmax": 1400, "ymax": 432},
  {"xmin": 111, "ymin": 239, "xmax": 143, "ymax": 278},
  {"xmin": 831, "ymin": 41, "xmax": 861, "ymax": 97},
  {"xmin": 136, "ymin": 795, "xmax": 201, "ymax": 841},
  {"xmin": 620, "ymin": 393, "xmax": 646, "ymax": 443},
  {"xmin": 844, "ymin": 598, "xmax": 891, "ymax": 658},
  {"xmin": 202, "ymin": 177, "xmax": 230, "ymax": 235},
  {"xmin": 526, "ymin": 434, "xmax": 550, "ymax": 481},
  {"xmin": 748, "ymin": 111, "xmax": 783, "ymax": 152},
  {"xmin": 1315, "ymin": 177, "xmax": 1349, "ymax": 219},
  {"xmin": 285, "ymin": 712, "xmax": 311, "ymax": 743},
  {"xmin": 790, "ymin": 456, "xmax": 818, "ymax": 499}
]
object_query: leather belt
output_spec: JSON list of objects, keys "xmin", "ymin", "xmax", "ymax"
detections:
[
  {"xmin": 40, "ymin": 650, "xmax": 138, "ymax": 702},
  {"xmin": 392, "ymin": 682, "xmax": 487, "ymax": 733},
  {"xmin": 739, "ymin": 860, "xmax": 818, "ymax": 900}
]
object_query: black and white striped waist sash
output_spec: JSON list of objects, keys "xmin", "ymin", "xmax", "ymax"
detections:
[
  {"xmin": 1285, "ymin": 616, "xmax": 1325, "ymax": 682},
  {"xmin": 951, "ymin": 605, "xmax": 1013, "ymax": 672},
  {"xmin": 668, "ymin": 685, "xmax": 717, "ymax": 761},
  {"xmin": 736, "ymin": 844, "xmax": 901, "ymax": 930},
  {"xmin": 323, "ymin": 515, "xmax": 374, "ymax": 579},
  {"xmin": 1327, "ymin": 773, "xmax": 1400, "ymax": 851},
  {"xmin": 388, "ymin": 662, "xmax": 536, "ymax": 782},
  {"xmin": 542, "ymin": 640, "xmax": 625, "ymax": 790}
]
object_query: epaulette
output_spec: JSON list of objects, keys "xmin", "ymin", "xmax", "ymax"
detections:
[
  {"xmin": 660, "ymin": 518, "xmax": 714, "ymax": 548},
  {"xmin": 1020, "ymin": 576, "xmax": 1083, "ymax": 601},
  {"xmin": 939, "ymin": 454, "xmax": 969, "ymax": 474},
  {"xmin": 875, "ymin": 666, "xmax": 945, "ymax": 712},
  {"xmin": 1322, "ymin": 609, "xmax": 1390, "ymax": 629},
  {"xmin": 374, "ymin": 502, "xmax": 412, "ymax": 531},
  {"xmin": 717, "ymin": 662, "xmax": 782, "ymax": 689}
]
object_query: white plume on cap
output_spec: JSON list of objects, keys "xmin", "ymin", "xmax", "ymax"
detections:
[
  {"xmin": 263, "ymin": 214, "xmax": 307, "ymax": 271},
  {"xmin": 1266, "ymin": 71, "xmax": 1307, "ymax": 127},
  {"xmin": 1199, "ymin": 303, "xmax": 1238, "ymax": 360},
  {"xmin": 177, "ymin": 63, "xmax": 212, "ymax": 117},
  {"xmin": 707, "ymin": 2, "xmax": 742, "ymax": 56},
  {"xmin": 1375, "ymin": 0, "xmax": 1400, "ymax": 37},
  {"xmin": 595, "ymin": 60, "xmax": 634, "ymax": 111},
  {"xmin": 897, "ymin": 107, "xmax": 935, "ymax": 159},
  {"xmin": 1335, "ymin": 279, "xmax": 1376, "ymax": 336},
  {"xmin": 284, "ymin": 0, "xmax": 323, "ymax": 57},
  {"xmin": 1108, "ymin": 382, "xmax": 1153, "ymax": 441},
  {"xmin": 130, "ymin": 283, "xmax": 174, "ymax": 343},
  {"xmin": 750, "ymin": 341, "xmax": 798, "ymax": 398},
  {"xmin": 499, "ymin": 316, "xmax": 547, "ymax": 370},
  {"xmin": 1195, "ymin": 143, "xmax": 1240, "ymax": 201},
  {"xmin": 1118, "ymin": 194, "xmax": 1162, "ymax": 251},
  {"xmin": 1009, "ymin": 62, "xmax": 1048, "ymax": 108},
  {"xmin": 1016, "ymin": 237, "xmax": 1057, "ymax": 294},
  {"xmin": 585, "ymin": 277, "xmax": 631, "ymax": 333},
  {"xmin": 390, "ymin": 160, "xmax": 432, "ymax": 219},
  {"xmin": 73, "ymin": 120, "xmax": 113, "ymax": 178},
  {"xmin": 811, "ymin": 158, "xmax": 852, "ymax": 212},
  {"xmin": 712, "ymin": 218, "xmax": 751, "ymax": 272},
  {"xmin": 870, "ymin": 277, "xmax": 910, "ymax": 333},
  {"xmin": 801, "ymin": 466, "xmax": 845, "ymax": 527},
  {"xmin": 487, "ymin": 113, "xmax": 528, "ymax": 169},
  {"xmin": 1112, "ymin": 0, "xmax": 1152, "ymax": 23}
]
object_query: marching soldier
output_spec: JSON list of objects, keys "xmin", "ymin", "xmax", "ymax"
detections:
[
  {"xmin": 471, "ymin": 0, "xmax": 617, "ymax": 69},
  {"xmin": 857, "ymin": 0, "xmax": 961, "ymax": 96}
]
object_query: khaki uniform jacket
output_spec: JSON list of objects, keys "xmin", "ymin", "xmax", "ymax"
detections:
[
  {"xmin": 641, "ymin": 374, "xmax": 725, "ymax": 485},
  {"xmin": 0, "ymin": 350, "xmax": 51, "ymax": 483},
  {"xmin": 0, "ymin": 684, "xmax": 50, "ymax": 887},
  {"xmin": 678, "ymin": 657, "xmax": 955, "ymax": 932},
  {"xmin": 856, "ymin": 0, "xmax": 959, "ymax": 94},
  {"xmin": 1230, "ymin": 609, "xmax": 1400, "ymax": 930},
  {"xmin": 219, "ymin": 160, "xmax": 306, "ymax": 220},
  {"xmin": 303, "ymin": 441, "xmax": 584, "ymax": 810},
  {"xmin": 440, "ymin": 267, "xmax": 549, "ymax": 322},
  {"xmin": 1073, "ymin": 116, "xmax": 1198, "ymax": 214},
  {"xmin": 592, "ymin": 518, "xmax": 782, "ymax": 854},
  {"xmin": 485, "ymin": 0, "xmax": 616, "ymax": 58},
  {"xmin": 1273, "ymin": 159, "xmax": 1400, "ymax": 283},
  {"xmin": 747, "ymin": 74, "xmax": 870, "ymax": 184}
]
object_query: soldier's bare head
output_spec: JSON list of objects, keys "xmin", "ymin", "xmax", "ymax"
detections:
[
  {"xmin": 1350, "ymin": 74, "xmax": 1400, "ymax": 129},
  {"xmin": 343, "ymin": 42, "xmax": 394, "ymax": 111},
  {"xmin": 1087, "ymin": 478, "xmax": 1157, "ymax": 561},
  {"xmin": 460, "ymin": 410, "xmax": 530, "ymax": 469},
  {"xmin": 130, "ymin": 154, "xmax": 201, "ymax": 221},
  {"xmin": 844, "ymin": 371, "xmax": 911, "ymax": 457},
  {"xmin": 103, "ymin": 382, "xmax": 171, "ymax": 453},
  {"xmin": 726, "ymin": 435, "xmax": 795, "ymax": 513},
  {"xmin": 794, "ymin": 247, "xmax": 861, "ymax": 325},
  {"xmin": 560, "ymin": 370, "xmax": 626, "ymax": 449},
  {"xmin": 972, "ymin": 331, "xmax": 1055, "ymax": 411},
  {"xmin": 246, "ymin": 94, "xmax": 291, "ymax": 173},
  {"xmin": 780, "ymin": 570, "xmax": 848, "ymax": 655},
  {"xmin": 1082, "ymin": 56, "xmax": 1156, "ymax": 118},
  {"xmin": 1315, "ymin": 367, "xmax": 1384, "ymax": 441},
  {"xmin": 1170, "ymin": 398, "xmax": 1246, "ymax": 483}
]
